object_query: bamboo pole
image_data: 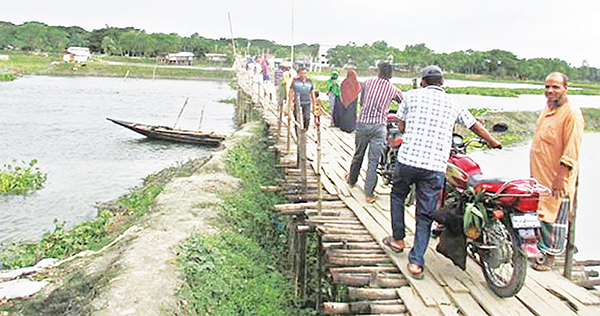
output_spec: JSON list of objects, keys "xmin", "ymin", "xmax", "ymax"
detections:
[
  {"xmin": 287, "ymin": 98, "xmax": 292, "ymax": 152},
  {"xmin": 316, "ymin": 108, "xmax": 323, "ymax": 214},
  {"xmin": 272, "ymin": 201, "xmax": 346, "ymax": 211},
  {"xmin": 323, "ymin": 301, "xmax": 407, "ymax": 315},
  {"xmin": 321, "ymin": 242, "xmax": 381, "ymax": 250},
  {"xmin": 277, "ymin": 96, "xmax": 283, "ymax": 141},
  {"xmin": 564, "ymin": 176, "xmax": 579, "ymax": 279},
  {"xmin": 298, "ymin": 216, "xmax": 307, "ymax": 300},
  {"xmin": 347, "ymin": 287, "xmax": 400, "ymax": 300},
  {"xmin": 330, "ymin": 266, "xmax": 399, "ymax": 274},
  {"xmin": 316, "ymin": 233, "xmax": 323, "ymax": 312},
  {"xmin": 173, "ymin": 97, "xmax": 189, "ymax": 129}
]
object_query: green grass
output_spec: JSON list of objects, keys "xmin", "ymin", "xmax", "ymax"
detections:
[
  {"xmin": 43, "ymin": 60, "xmax": 234, "ymax": 80},
  {"xmin": 177, "ymin": 232, "xmax": 292, "ymax": 315},
  {"xmin": 312, "ymin": 78, "xmax": 600, "ymax": 98},
  {"xmin": 0, "ymin": 52, "xmax": 234, "ymax": 81},
  {"xmin": 0, "ymin": 73, "xmax": 18, "ymax": 81},
  {"xmin": 0, "ymin": 182, "xmax": 163, "ymax": 270},
  {"xmin": 176, "ymin": 123, "xmax": 314, "ymax": 315},
  {"xmin": 0, "ymin": 156, "xmax": 210, "ymax": 270},
  {"xmin": 0, "ymin": 51, "xmax": 59, "ymax": 75}
]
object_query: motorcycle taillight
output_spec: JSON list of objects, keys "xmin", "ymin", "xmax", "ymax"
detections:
[
  {"xmin": 393, "ymin": 136, "xmax": 403, "ymax": 147},
  {"xmin": 514, "ymin": 196, "xmax": 539, "ymax": 212}
]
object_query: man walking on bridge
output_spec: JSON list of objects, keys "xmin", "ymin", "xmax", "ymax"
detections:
[
  {"xmin": 386, "ymin": 65, "xmax": 501, "ymax": 279},
  {"xmin": 346, "ymin": 62, "xmax": 403, "ymax": 203}
]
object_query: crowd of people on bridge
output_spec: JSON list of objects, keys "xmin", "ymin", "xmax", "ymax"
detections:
[{"xmin": 273, "ymin": 60, "xmax": 584, "ymax": 280}]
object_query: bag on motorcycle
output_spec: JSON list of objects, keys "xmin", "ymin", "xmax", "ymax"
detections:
[{"xmin": 434, "ymin": 205, "xmax": 468, "ymax": 270}]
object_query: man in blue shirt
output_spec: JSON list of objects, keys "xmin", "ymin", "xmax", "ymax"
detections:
[{"xmin": 289, "ymin": 67, "xmax": 316, "ymax": 131}]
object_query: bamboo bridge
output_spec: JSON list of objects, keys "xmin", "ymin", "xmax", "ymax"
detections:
[{"xmin": 235, "ymin": 67, "xmax": 600, "ymax": 316}]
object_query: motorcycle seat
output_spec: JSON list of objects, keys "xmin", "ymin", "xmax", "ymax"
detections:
[{"xmin": 468, "ymin": 173, "xmax": 509, "ymax": 192}]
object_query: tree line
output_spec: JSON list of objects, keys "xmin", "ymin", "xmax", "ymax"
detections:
[
  {"xmin": 1, "ymin": 21, "xmax": 599, "ymax": 83},
  {"xmin": 0, "ymin": 21, "xmax": 316, "ymax": 64},
  {"xmin": 326, "ymin": 41, "xmax": 600, "ymax": 83}
]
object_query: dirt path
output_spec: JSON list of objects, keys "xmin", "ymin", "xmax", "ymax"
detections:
[{"xmin": 87, "ymin": 127, "xmax": 251, "ymax": 315}]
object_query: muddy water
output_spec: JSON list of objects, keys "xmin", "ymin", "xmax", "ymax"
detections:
[{"xmin": 0, "ymin": 76, "xmax": 235, "ymax": 243}]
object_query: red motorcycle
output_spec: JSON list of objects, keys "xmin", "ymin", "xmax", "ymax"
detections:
[
  {"xmin": 435, "ymin": 126, "xmax": 550, "ymax": 297},
  {"xmin": 378, "ymin": 113, "xmax": 404, "ymax": 186}
]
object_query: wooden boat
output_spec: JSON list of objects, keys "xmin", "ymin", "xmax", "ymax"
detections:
[{"xmin": 107, "ymin": 118, "xmax": 226, "ymax": 147}]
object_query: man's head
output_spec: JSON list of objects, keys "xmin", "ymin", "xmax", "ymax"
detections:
[
  {"xmin": 378, "ymin": 62, "xmax": 392, "ymax": 80},
  {"xmin": 420, "ymin": 65, "xmax": 444, "ymax": 87},
  {"xmin": 545, "ymin": 72, "xmax": 568, "ymax": 107},
  {"xmin": 298, "ymin": 67, "xmax": 308, "ymax": 81}
]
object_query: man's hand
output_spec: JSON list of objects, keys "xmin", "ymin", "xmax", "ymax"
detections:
[
  {"xmin": 551, "ymin": 164, "xmax": 570, "ymax": 198},
  {"xmin": 487, "ymin": 139, "xmax": 502, "ymax": 149}
]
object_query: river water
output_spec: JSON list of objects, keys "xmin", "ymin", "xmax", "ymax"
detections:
[
  {"xmin": 468, "ymin": 134, "xmax": 600, "ymax": 261},
  {"xmin": 1, "ymin": 75, "xmax": 599, "ymax": 262},
  {"xmin": 0, "ymin": 76, "xmax": 236, "ymax": 243}
]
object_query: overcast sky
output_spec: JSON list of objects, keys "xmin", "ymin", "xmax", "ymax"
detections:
[{"xmin": 2, "ymin": 0, "xmax": 599, "ymax": 67}]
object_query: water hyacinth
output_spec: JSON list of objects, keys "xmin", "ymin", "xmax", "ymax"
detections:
[{"xmin": 0, "ymin": 159, "xmax": 47, "ymax": 194}]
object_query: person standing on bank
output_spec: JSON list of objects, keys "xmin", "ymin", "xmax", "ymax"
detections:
[
  {"xmin": 529, "ymin": 72, "xmax": 584, "ymax": 271},
  {"xmin": 288, "ymin": 67, "xmax": 317, "ymax": 131},
  {"xmin": 384, "ymin": 65, "xmax": 502, "ymax": 279},
  {"xmin": 338, "ymin": 68, "xmax": 361, "ymax": 133},
  {"xmin": 346, "ymin": 62, "xmax": 403, "ymax": 203}
]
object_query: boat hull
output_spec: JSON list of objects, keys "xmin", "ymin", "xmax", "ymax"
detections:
[{"xmin": 107, "ymin": 118, "xmax": 225, "ymax": 147}]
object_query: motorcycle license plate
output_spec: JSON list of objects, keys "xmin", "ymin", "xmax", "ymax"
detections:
[{"xmin": 511, "ymin": 213, "xmax": 541, "ymax": 229}]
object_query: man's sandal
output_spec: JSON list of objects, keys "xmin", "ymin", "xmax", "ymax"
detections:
[
  {"xmin": 382, "ymin": 236, "xmax": 404, "ymax": 253},
  {"xmin": 531, "ymin": 262, "xmax": 552, "ymax": 272},
  {"xmin": 407, "ymin": 263, "xmax": 424, "ymax": 280}
]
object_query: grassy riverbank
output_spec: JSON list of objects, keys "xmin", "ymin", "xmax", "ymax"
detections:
[
  {"xmin": 0, "ymin": 120, "xmax": 311, "ymax": 315},
  {"xmin": 0, "ymin": 52, "xmax": 234, "ymax": 81},
  {"xmin": 5, "ymin": 51, "xmax": 600, "ymax": 97},
  {"xmin": 176, "ymin": 123, "xmax": 302, "ymax": 315}
]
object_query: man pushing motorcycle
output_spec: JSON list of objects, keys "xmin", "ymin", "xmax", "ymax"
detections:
[{"xmin": 384, "ymin": 65, "xmax": 502, "ymax": 280}]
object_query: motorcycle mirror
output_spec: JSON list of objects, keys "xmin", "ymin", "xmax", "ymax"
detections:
[{"xmin": 492, "ymin": 123, "xmax": 508, "ymax": 132}]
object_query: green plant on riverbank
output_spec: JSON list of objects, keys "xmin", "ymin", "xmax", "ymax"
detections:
[
  {"xmin": 0, "ymin": 73, "xmax": 17, "ymax": 81},
  {"xmin": 0, "ymin": 52, "xmax": 58, "ymax": 76},
  {"xmin": 219, "ymin": 97, "xmax": 236, "ymax": 104},
  {"xmin": 0, "ymin": 52, "xmax": 234, "ymax": 81},
  {"xmin": 0, "ymin": 159, "xmax": 47, "ymax": 194},
  {"xmin": 312, "ymin": 78, "xmax": 600, "ymax": 98},
  {"xmin": 176, "ymin": 124, "xmax": 322, "ymax": 315},
  {"xmin": 44, "ymin": 60, "xmax": 234, "ymax": 80},
  {"xmin": 0, "ymin": 182, "xmax": 163, "ymax": 270},
  {"xmin": 178, "ymin": 232, "xmax": 292, "ymax": 315}
]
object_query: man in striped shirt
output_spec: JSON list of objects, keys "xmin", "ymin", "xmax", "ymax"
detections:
[{"xmin": 347, "ymin": 62, "xmax": 403, "ymax": 203}]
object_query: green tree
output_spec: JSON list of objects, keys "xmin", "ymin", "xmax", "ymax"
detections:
[
  {"xmin": 403, "ymin": 43, "xmax": 434, "ymax": 69},
  {"xmin": 151, "ymin": 32, "xmax": 182, "ymax": 54}
]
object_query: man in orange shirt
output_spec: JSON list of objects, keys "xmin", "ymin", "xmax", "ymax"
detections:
[{"xmin": 529, "ymin": 72, "xmax": 585, "ymax": 271}]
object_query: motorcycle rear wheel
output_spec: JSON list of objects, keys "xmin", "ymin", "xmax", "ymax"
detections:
[{"xmin": 479, "ymin": 219, "xmax": 527, "ymax": 298}]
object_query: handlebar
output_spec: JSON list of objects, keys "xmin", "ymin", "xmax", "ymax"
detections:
[{"xmin": 453, "ymin": 136, "xmax": 502, "ymax": 154}]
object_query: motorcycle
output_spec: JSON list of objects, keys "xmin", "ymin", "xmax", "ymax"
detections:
[
  {"xmin": 378, "ymin": 113, "xmax": 404, "ymax": 186},
  {"xmin": 377, "ymin": 113, "xmax": 416, "ymax": 205},
  {"xmin": 435, "ymin": 126, "xmax": 550, "ymax": 298}
]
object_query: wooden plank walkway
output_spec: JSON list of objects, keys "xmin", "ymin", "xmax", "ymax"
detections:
[{"xmin": 236, "ymin": 69, "xmax": 600, "ymax": 315}]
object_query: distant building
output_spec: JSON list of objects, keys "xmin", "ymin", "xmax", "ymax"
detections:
[
  {"xmin": 62, "ymin": 47, "xmax": 91, "ymax": 63},
  {"xmin": 157, "ymin": 52, "xmax": 194, "ymax": 65},
  {"xmin": 204, "ymin": 53, "xmax": 228, "ymax": 63}
]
